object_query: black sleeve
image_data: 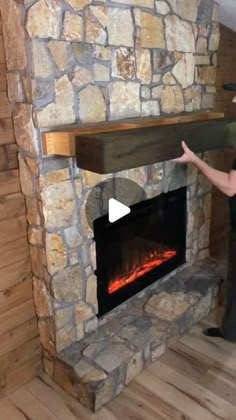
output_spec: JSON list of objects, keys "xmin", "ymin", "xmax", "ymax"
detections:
[{"xmin": 232, "ymin": 159, "xmax": 236, "ymax": 170}]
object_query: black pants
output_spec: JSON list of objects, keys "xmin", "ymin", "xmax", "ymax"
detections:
[{"xmin": 222, "ymin": 229, "xmax": 236, "ymax": 340}]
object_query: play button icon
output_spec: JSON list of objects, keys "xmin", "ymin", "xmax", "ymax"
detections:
[{"xmin": 108, "ymin": 198, "xmax": 131, "ymax": 223}]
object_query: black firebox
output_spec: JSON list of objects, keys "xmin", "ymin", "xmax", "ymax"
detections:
[{"xmin": 94, "ymin": 187, "xmax": 186, "ymax": 317}]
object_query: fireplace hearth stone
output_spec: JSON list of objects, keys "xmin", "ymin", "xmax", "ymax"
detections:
[{"xmin": 52, "ymin": 258, "xmax": 220, "ymax": 412}]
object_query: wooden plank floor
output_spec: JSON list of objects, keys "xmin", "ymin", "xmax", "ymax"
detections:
[{"xmin": 1, "ymin": 308, "xmax": 236, "ymax": 420}]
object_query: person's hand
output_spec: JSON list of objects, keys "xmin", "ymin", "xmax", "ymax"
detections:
[{"xmin": 172, "ymin": 141, "xmax": 196, "ymax": 164}]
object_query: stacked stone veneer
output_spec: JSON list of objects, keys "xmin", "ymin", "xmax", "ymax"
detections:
[{"xmin": 1, "ymin": 0, "xmax": 220, "ymax": 400}]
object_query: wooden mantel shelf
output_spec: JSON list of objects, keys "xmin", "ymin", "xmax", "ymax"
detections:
[{"xmin": 41, "ymin": 112, "xmax": 234, "ymax": 174}]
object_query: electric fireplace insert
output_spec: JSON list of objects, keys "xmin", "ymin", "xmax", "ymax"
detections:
[{"xmin": 94, "ymin": 187, "xmax": 186, "ymax": 317}]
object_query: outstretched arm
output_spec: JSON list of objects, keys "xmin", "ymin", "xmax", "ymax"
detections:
[{"xmin": 173, "ymin": 141, "xmax": 236, "ymax": 197}]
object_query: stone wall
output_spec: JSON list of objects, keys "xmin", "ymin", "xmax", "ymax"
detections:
[
  {"xmin": 0, "ymin": 0, "xmax": 219, "ymax": 365},
  {"xmin": 12, "ymin": 0, "xmax": 219, "ymax": 127}
]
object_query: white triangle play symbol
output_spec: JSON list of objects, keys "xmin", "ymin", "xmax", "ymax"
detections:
[{"xmin": 108, "ymin": 198, "xmax": 131, "ymax": 223}]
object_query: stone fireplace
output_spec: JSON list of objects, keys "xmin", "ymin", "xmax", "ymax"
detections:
[{"xmin": 1, "ymin": 0, "xmax": 221, "ymax": 411}]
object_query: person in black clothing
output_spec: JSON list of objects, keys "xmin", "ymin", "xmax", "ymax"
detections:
[{"xmin": 174, "ymin": 83, "xmax": 236, "ymax": 341}]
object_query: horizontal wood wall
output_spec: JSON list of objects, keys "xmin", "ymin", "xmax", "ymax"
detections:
[
  {"xmin": 210, "ymin": 24, "xmax": 236, "ymax": 259},
  {"xmin": 0, "ymin": 17, "xmax": 42, "ymax": 397},
  {"xmin": 215, "ymin": 24, "xmax": 236, "ymax": 119}
]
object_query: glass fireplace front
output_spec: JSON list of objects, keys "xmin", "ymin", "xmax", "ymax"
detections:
[{"xmin": 94, "ymin": 187, "xmax": 186, "ymax": 317}]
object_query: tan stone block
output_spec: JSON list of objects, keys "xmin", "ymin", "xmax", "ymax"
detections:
[
  {"xmin": 33, "ymin": 277, "xmax": 52, "ymax": 318},
  {"xmin": 85, "ymin": 10, "xmax": 106, "ymax": 45},
  {"xmin": 206, "ymin": 86, "xmax": 216, "ymax": 93},
  {"xmin": 212, "ymin": 4, "xmax": 219, "ymax": 22},
  {"xmin": 83, "ymin": 337, "xmax": 134, "ymax": 373},
  {"xmin": 63, "ymin": 12, "xmax": 83, "ymax": 42},
  {"xmin": 196, "ymin": 37, "xmax": 208, "ymax": 54},
  {"xmin": 26, "ymin": 197, "xmax": 41, "ymax": 226},
  {"xmin": 79, "ymin": 85, "xmax": 106, "ymax": 123},
  {"xmin": 72, "ymin": 66, "xmax": 93, "ymax": 90},
  {"xmin": 18, "ymin": 154, "xmax": 34, "ymax": 197},
  {"xmin": 140, "ymin": 12, "xmax": 164, "ymax": 48},
  {"xmin": 94, "ymin": 377, "xmax": 114, "ymax": 412},
  {"xmin": 86, "ymin": 274, "xmax": 98, "ymax": 313},
  {"xmin": 136, "ymin": 49, "xmax": 151, "ymax": 84},
  {"xmin": 112, "ymin": 47, "xmax": 135, "ymax": 81},
  {"xmin": 172, "ymin": 53, "xmax": 195, "ymax": 88},
  {"xmin": 32, "ymin": 40, "xmax": 53, "ymax": 78},
  {"xmin": 90, "ymin": 6, "xmax": 107, "ymax": 27},
  {"xmin": 22, "ymin": 76, "xmax": 32, "ymax": 102},
  {"xmin": 107, "ymin": 8, "xmax": 133, "ymax": 47},
  {"xmin": 162, "ymin": 72, "xmax": 176, "ymax": 85},
  {"xmin": 54, "ymin": 360, "xmax": 78, "ymax": 398},
  {"xmin": 192, "ymin": 85, "xmax": 202, "ymax": 110},
  {"xmin": 56, "ymin": 324, "xmax": 76, "ymax": 353},
  {"xmin": 64, "ymin": 226, "xmax": 83, "ymax": 249},
  {"xmin": 202, "ymin": 93, "xmax": 214, "ymax": 109},
  {"xmin": 209, "ymin": 23, "xmax": 220, "ymax": 52},
  {"xmin": 1, "ymin": 0, "xmax": 27, "ymax": 70},
  {"xmin": 55, "ymin": 306, "xmax": 74, "ymax": 329},
  {"xmin": 76, "ymin": 321, "xmax": 84, "ymax": 340},
  {"xmin": 13, "ymin": 104, "xmax": 39, "ymax": 155},
  {"xmin": 41, "ymin": 180, "xmax": 76, "ymax": 228},
  {"xmin": 36, "ymin": 75, "xmax": 76, "ymax": 127},
  {"xmin": 28, "ymin": 227, "xmax": 43, "ymax": 246},
  {"xmin": 141, "ymin": 101, "xmax": 160, "ymax": 117},
  {"xmin": 38, "ymin": 318, "xmax": 55, "ymax": 355},
  {"xmin": 165, "ymin": 15, "xmax": 195, "ymax": 52},
  {"xmin": 145, "ymin": 292, "xmax": 197, "ymax": 322},
  {"xmin": 195, "ymin": 55, "xmax": 210, "ymax": 65},
  {"xmin": 46, "ymin": 232, "xmax": 67, "ymax": 275},
  {"xmin": 74, "ymin": 359, "xmax": 107, "ymax": 382},
  {"xmin": 93, "ymin": 63, "xmax": 110, "ymax": 82},
  {"xmin": 93, "ymin": 46, "xmax": 111, "ymax": 61},
  {"xmin": 52, "ymin": 265, "xmax": 84, "ymax": 302},
  {"xmin": 40, "ymin": 168, "xmax": 70, "ymax": 188},
  {"xmin": 151, "ymin": 342, "xmax": 166, "ymax": 362},
  {"xmin": 199, "ymin": 220, "xmax": 210, "ymax": 249},
  {"xmin": 66, "ymin": 0, "xmax": 91, "ymax": 11},
  {"xmin": 75, "ymin": 302, "xmax": 94, "ymax": 322},
  {"xmin": 196, "ymin": 66, "xmax": 216, "ymax": 84},
  {"xmin": 30, "ymin": 246, "xmax": 44, "ymax": 278},
  {"xmin": 193, "ymin": 292, "xmax": 211, "ymax": 323},
  {"xmin": 161, "ymin": 85, "xmax": 184, "ymax": 113},
  {"xmin": 168, "ymin": 0, "xmax": 199, "ymax": 22},
  {"xmin": 155, "ymin": 1, "xmax": 170, "ymax": 15},
  {"xmin": 48, "ymin": 41, "xmax": 71, "ymax": 71},
  {"xmin": 109, "ymin": 82, "xmax": 140, "ymax": 119},
  {"xmin": 125, "ymin": 351, "xmax": 143, "ymax": 385},
  {"xmin": 85, "ymin": 316, "xmax": 98, "ymax": 333},
  {"xmin": 111, "ymin": 0, "xmax": 154, "ymax": 7},
  {"xmin": 90, "ymin": 242, "xmax": 97, "ymax": 271},
  {"xmin": 7, "ymin": 73, "xmax": 24, "ymax": 102},
  {"xmin": 152, "ymin": 85, "xmax": 163, "ymax": 99},
  {"xmin": 26, "ymin": 0, "xmax": 62, "ymax": 39}
]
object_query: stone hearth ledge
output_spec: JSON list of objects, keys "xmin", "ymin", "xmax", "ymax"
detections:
[{"xmin": 51, "ymin": 258, "xmax": 220, "ymax": 412}]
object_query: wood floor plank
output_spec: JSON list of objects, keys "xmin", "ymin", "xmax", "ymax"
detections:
[
  {"xmin": 180, "ymin": 325, "xmax": 236, "ymax": 374},
  {"xmin": 199, "ymin": 367, "xmax": 236, "ymax": 407},
  {"xmin": 0, "ymin": 397, "xmax": 28, "ymax": 420},
  {"xmin": 153, "ymin": 361, "xmax": 236, "ymax": 420},
  {"xmin": 10, "ymin": 386, "xmax": 59, "ymax": 420},
  {"xmin": 108, "ymin": 380, "xmax": 185, "ymax": 420},
  {"xmin": 25, "ymin": 378, "xmax": 80, "ymax": 420},
  {"xmin": 38, "ymin": 373, "xmax": 117, "ymax": 420}
]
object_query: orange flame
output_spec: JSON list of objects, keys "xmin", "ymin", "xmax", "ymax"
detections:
[{"xmin": 108, "ymin": 249, "xmax": 176, "ymax": 294}]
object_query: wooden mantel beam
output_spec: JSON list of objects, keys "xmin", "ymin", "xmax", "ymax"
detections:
[{"xmin": 41, "ymin": 112, "xmax": 235, "ymax": 174}]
